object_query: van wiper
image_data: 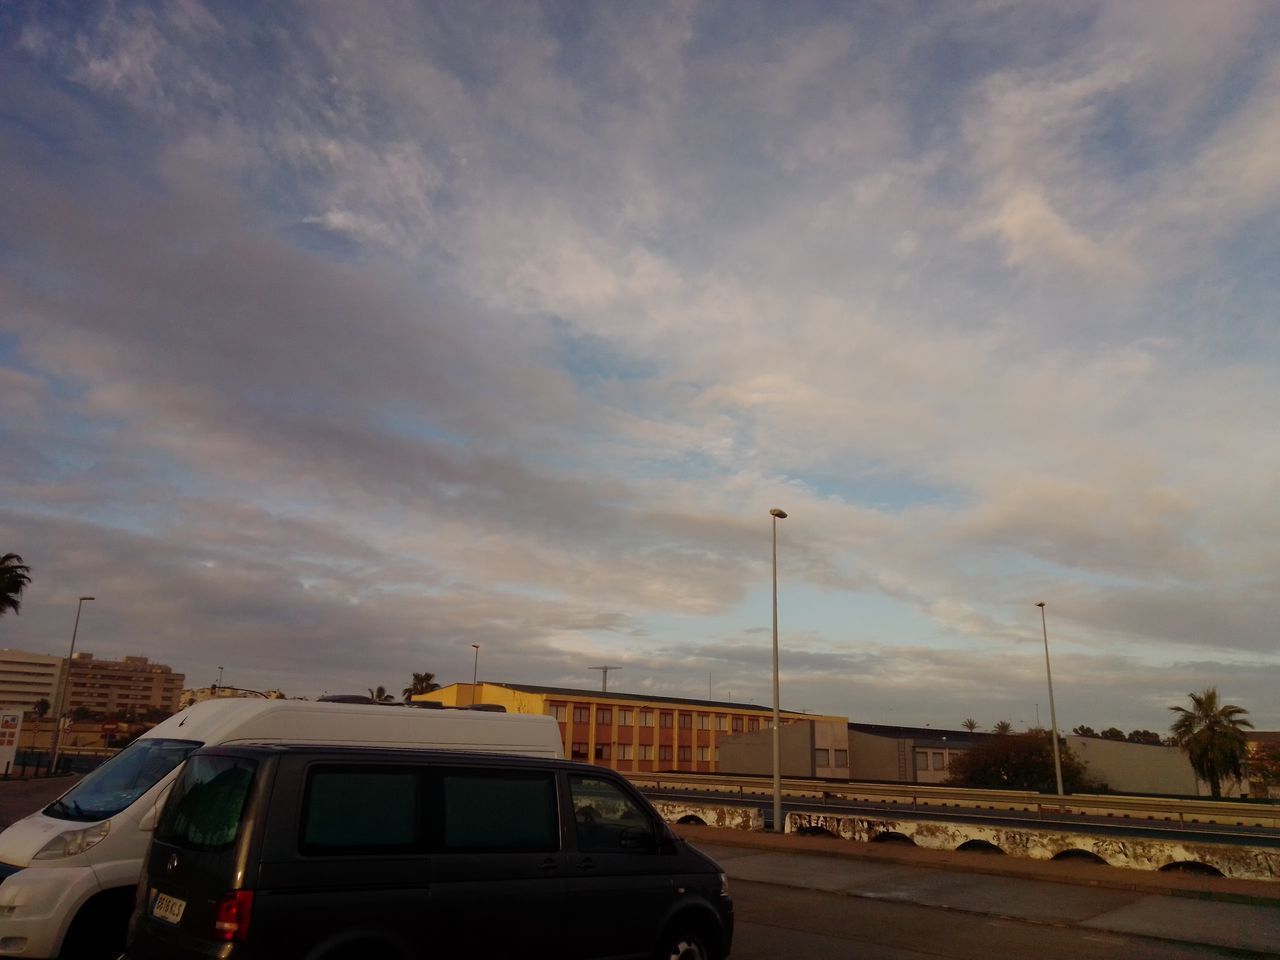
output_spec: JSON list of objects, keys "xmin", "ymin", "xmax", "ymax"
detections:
[{"xmin": 46, "ymin": 798, "xmax": 92, "ymax": 821}]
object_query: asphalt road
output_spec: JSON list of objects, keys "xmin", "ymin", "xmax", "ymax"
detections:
[
  {"xmin": 0, "ymin": 775, "xmax": 74, "ymax": 830},
  {"xmin": 729, "ymin": 881, "xmax": 1259, "ymax": 959}
]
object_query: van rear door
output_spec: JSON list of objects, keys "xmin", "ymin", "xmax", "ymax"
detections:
[{"xmin": 133, "ymin": 753, "xmax": 261, "ymax": 957}]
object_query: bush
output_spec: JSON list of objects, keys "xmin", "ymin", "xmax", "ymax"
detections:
[{"xmin": 946, "ymin": 731, "xmax": 1101, "ymax": 792}]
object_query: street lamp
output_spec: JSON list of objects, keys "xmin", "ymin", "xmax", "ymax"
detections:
[
  {"xmin": 1036, "ymin": 602, "xmax": 1065, "ymax": 796},
  {"xmin": 50, "ymin": 596, "xmax": 94, "ymax": 775},
  {"xmin": 770, "ymin": 507, "xmax": 788, "ymax": 833},
  {"xmin": 471, "ymin": 644, "xmax": 480, "ymax": 705}
]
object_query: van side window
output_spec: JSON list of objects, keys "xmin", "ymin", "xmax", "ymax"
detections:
[
  {"xmin": 302, "ymin": 768, "xmax": 421, "ymax": 854},
  {"xmin": 441, "ymin": 771, "xmax": 558, "ymax": 853},
  {"xmin": 569, "ymin": 775, "xmax": 656, "ymax": 853}
]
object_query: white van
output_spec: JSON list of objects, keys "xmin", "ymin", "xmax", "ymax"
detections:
[{"xmin": 0, "ymin": 698, "xmax": 563, "ymax": 960}]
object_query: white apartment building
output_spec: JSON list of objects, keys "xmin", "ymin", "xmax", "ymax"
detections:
[{"xmin": 0, "ymin": 649, "xmax": 64, "ymax": 713}]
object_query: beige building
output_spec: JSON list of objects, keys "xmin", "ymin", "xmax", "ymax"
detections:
[
  {"xmin": 64, "ymin": 653, "xmax": 184, "ymax": 717},
  {"xmin": 0, "ymin": 649, "xmax": 64, "ymax": 714},
  {"xmin": 178, "ymin": 686, "xmax": 287, "ymax": 710}
]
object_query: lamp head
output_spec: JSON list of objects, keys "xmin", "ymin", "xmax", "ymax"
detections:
[
  {"xmin": 769, "ymin": 508, "xmax": 788, "ymax": 519},
  {"xmin": 1035, "ymin": 601, "xmax": 1045, "ymax": 608},
  {"xmin": 80, "ymin": 596, "xmax": 95, "ymax": 602}
]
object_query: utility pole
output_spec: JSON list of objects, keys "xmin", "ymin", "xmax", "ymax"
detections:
[{"xmin": 589, "ymin": 665, "xmax": 621, "ymax": 693}]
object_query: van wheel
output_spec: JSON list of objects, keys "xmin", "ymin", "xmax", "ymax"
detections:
[
  {"xmin": 59, "ymin": 887, "xmax": 134, "ymax": 960},
  {"xmin": 655, "ymin": 921, "xmax": 716, "ymax": 960}
]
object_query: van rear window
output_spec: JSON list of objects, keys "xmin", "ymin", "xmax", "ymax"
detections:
[{"xmin": 156, "ymin": 755, "xmax": 257, "ymax": 850}]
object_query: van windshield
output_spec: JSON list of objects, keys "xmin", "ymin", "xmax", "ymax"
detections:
[{"xmin": 44, "ymin": 738, "xmax": 201, "ymax": 822}]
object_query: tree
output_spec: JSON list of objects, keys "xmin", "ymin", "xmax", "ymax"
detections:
[
  {"xmin": 0, "ymin": 553, "xmax": 32, "ymax": 617},
  {"xmin": 961, "ymin": 718, "xmax": 979, "ymax": 732},
  {"xmin": 946, "ymin": 730, "xmax": 1097, "ymax": 792},
  {"xmin": 1169, "ymin": 688, "xmax": 1253, "ymax": 798},
  {"xmin": 1126, "ymin": 729, "xmax": 1162, "ymax": 745},
  {"xmin": 367, "ymin": 686, "xmax": 394, "ymax": 703},
  {"xmin": 33, "ymin": 698, "xmax": 50, "ymax": 720},
  {"xmin": 1099, "ymin": 727, "xmax": 1126, "ymax": 740},
  {"xmin": 403, "ymin": 672, "xmax": 441, "ymax": 702},
  {"xmin": 991, "ymin": 720, "xmax": 1013, "ymax": 735},
  {"xmin": 1247, "ymin": 742, "xmax": 1280, "ymax": 796},
  {"xmin": 1071, "ymin": 725, "xmax": 1097, "ymax": 737}
]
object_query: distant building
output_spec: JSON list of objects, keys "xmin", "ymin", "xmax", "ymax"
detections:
[
  {"xmin": 0, "ymin": 649, "xmax": 64, "ymax": 714},
  {"xmin": 65, "ymin": 653, "xmax": 184, "ymax": 717},
  {"xmin": 847, "ymin": 722, "xmax": 990, "ymax": 783},
  {"xmin": 178, "ymin": 686, "xmax": 287, "ymax": 710},
  {"xmin": 415, "ymin": 681, "xmax": 849, "ymax": 777}
]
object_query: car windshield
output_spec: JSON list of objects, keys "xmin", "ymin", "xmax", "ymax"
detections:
[{"xmin": 44, "ymin": 738, "xmax": 202, "ymax": 822}]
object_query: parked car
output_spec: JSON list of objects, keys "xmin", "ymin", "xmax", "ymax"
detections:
[
  {"xmin": 125, "ymin": 743, "xmax": 733, "ymax": 959},
  {"xmin": 0, "ymin": 698, "xmax": 563, "ymax": 960}
]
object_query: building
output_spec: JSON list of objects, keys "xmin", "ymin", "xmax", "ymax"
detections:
[
  {"xmin": 847, "ymin": 722, "xmax": 989, "ymax": 783},
  {"xmin": 0, "ymin": 649, "xmax": 64, "ymax": 715},
  {"xmin": 415, "ymin": 681, "xmax": 849, "ymax": 777},
  {"xmin": 178, "ymin": 686, "xmax": 288, "ymax": 710},
  {"xmin": 716, "ymin": 717, "xmax": 852, "ymax": 779},
  {"xmin": 1065, "ymin": 734, "xmax": 1199, "ymax": 796},
  {"xmin": 64, "ymin": 653, "xmax": 185, "ymax": 717}
]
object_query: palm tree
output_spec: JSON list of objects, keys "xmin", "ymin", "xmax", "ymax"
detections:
[
  {"xmin": 961, "ymin": 718, "xmax": 979, "ymax": 732},
  {"xmin": 367, "ymin": 685, "xmax": 394, "ymax": 703},
  {"xmin": 402, "ymin": 672, "xmax": 441, "ymax": 702},
  {"xmin": 992, "ymin": 720, "xmax": 1013, "ymax": 735},
  {"xmin": 1, "ymin": 553, "xmax": 32, "ymax": 617},
  {"xmin": 1169, "ymin": 687, "xmax": 1253, "ymax": 798}
]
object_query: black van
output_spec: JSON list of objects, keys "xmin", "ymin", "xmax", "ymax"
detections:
[{"xmin": 124, "ymin": 744, "xmax": 733, "ymax": 960}]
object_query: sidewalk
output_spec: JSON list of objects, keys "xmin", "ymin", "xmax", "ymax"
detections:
[{"xmin": 676, "ymin": 825, "xmax": 1280, "ymax": 956}]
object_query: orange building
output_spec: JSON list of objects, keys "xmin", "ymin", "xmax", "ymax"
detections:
[{"xmin": 416, "ymin": 681, "xmax": 847, "ymax": 776}]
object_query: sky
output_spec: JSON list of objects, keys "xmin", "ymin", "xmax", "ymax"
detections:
[{"xmin": 1, "ymin": 1, "xmax": 1278, "ymax": 734}]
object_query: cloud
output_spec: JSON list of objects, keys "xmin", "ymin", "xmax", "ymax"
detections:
[{"xmin": 2, "ymin": 2, "xmax": 1278, "ymax": 733}]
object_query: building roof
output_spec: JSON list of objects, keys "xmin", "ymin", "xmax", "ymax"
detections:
[
  {"xmin": 848, "ymin": 721, "xmax": 991, "ymax": 745},
  {"xmin": 477, "ymin": 681, "xmax": 795, "ymax": 715}
]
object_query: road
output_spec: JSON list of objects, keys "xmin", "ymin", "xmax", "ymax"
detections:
[
  {"xmin": 0, "ymin": 775, "xmax": 73, "ymax": 829},
  {"xmin": 729, "ymin": 881, "xmax": 1260, "ymax": 959}
]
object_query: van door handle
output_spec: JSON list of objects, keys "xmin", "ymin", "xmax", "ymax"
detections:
[
  {"xmin": 577, "ymin": 857, "xmax": 596, "ymax": 870},
  {"xmin": 538, "ymin": 858, "xmax": 559, "ymax": 872}
]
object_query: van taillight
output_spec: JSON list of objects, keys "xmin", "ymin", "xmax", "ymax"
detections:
[{"xmin": 213, "ymin": 891, "xmax": 253, "ymax": 942}]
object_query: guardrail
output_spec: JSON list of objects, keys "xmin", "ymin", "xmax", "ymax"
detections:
[{"xmin": 627, "ymin": 771, "xmax": 1280, "ymax": 830}]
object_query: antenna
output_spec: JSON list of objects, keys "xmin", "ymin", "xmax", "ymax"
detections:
[{"xmin": 589, "ymin": 665, "xmax": 621, "ymax": 693}]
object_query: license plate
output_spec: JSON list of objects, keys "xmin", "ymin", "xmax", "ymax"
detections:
[{"xmin": 151, "ymin": 891, "xmax": 186, "ymax": 925}]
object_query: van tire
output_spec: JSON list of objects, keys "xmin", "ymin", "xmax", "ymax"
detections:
[
  {"xmin": 654, "ymin": 917, "xmax": 718, "ymax": 960},
  {"xmin": 58, "ymin": 887, "xmax": 134, "ymax": 960}
]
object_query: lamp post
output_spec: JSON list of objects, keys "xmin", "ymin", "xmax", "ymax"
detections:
[
  {"xmin": 49, "ymin": 596, "xmax": 94, "ymax": 775},
  {"xmin": 1036, "ymin": 602, "xmax": 1065, "ymax": 796},
  {"xmin": 769, "ymin": 507, "xmax": 788, "ymax": 833},
  {"xmin": 471, "ymin": 644, "xmax": 480, "ymax": 705}
]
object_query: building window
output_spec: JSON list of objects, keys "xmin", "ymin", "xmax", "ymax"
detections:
[
  {"xmin": 618, "ymin": 744, "xmax": 634, "ymax": 760},
  {"xmin": 572, "ymin": 742, "xmax": 589, "ymax": 760},
  {"xmin": 814, "ymin": 748, "xmax": 830, "ymax": 768},
  {"xmin": 549, "ymin": 704, "xmax": 567, "ymax": 722},
  {"xmin": 618, "ymin": 708, "xmax": 632, "ymax": 726},
  {"xmin": 698, "ymin": 714, "xmax": 710, "ymax": 730},
  {"xmin": 658, "ymin": 746, "xmax": 673, "ymax": 762},
  {"xmin": 678, "ymin": 746, "xmax": 692, "ymax": 762},
  {"xmin": 639, "ymin": 710, "xmax": 653, "ymax": 727},
  {"xmin": 732, "ymin": 717, "xmax": 743, "ymax": 733},
  {"xmin": 748, "ymin": 718, "xmax": 760, "ymax": 733},
  {"xmin": 915, "ymin": 749, "xmax": 929, "ymax": 771},
  {"xmin": 834, "ymin": 749, "xmax": 848, "ymax": 767},
  {"xmin": 639, "ymin": 744, "xmax": 652, "ymax": 760},
  {"xmin": 697, "ymin": 747, "xmax": 710, "ymax": 761},
  {"xmin": 659, "ymin": 712, "xmax": 673, "ymax": 728},
  {"xmin": 594, "ymin": 743, "xmax": 612, "ymax": 761},
  {"xmin": 678, "ymin": 713, "xmax": 692, "ymax": 729},
  {"xmin": 933, "ymin": 752, "xmax": 945, "ymax": 769},
  {"xmin": 596, "ymin": 707, "xmax": 611, "ymax": 725},
  {"xmin": 715, "ymin": 716, "xmax": 727, "ymax": 731},
  {"xmin": 572, "ymin": 706, "xmax": 590, "ymax": 724}
]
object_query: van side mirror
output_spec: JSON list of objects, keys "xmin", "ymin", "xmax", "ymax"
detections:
[{"xmin": 139, "ymin": 784, "xmax": 173, "ymax": 832}]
